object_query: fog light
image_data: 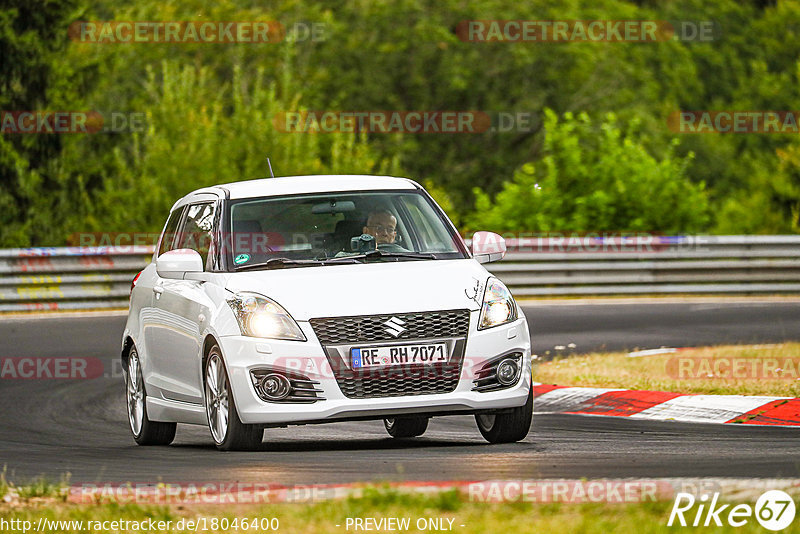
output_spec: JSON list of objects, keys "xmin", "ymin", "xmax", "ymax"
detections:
[
  {"xmin": 496, "ymin": 358, "xmax": 520, "ymax": 386},
  {"xmin": 257, "ymin": 373, "xmax": 291, "ymax": 400}
]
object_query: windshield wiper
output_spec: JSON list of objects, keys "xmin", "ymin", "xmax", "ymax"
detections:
[
  {"xmin": 237, "ymin": 251, "xmax": 437, "ymax": 269},
  {"xmin": 326, "ymin": 250, "xmax": 437, "ymax": 263},
  {"xmin": 235, "ymin": 258, "xmax": 323, "ymax": 271}
]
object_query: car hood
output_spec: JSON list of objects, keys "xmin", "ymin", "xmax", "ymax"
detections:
[{"xmin": 225, "ymin": 259, "xmax": 490, "ymax": 320}]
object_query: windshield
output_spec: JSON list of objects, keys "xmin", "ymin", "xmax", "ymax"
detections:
[{"xmin": 226, "ymin": 190, "xmax": 466, "ymax": 269}]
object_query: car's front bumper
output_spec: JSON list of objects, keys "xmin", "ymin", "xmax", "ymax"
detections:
[{"xmin": 219, "ymin": 314, "xmax": 532, "ymax": 425}]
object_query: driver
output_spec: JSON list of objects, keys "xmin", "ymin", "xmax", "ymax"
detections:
[{"xmin": 363, "ymin": 210, "xmax": 406, "ymax": 251}]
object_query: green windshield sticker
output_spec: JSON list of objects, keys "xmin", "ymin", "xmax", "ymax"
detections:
[{"xmin": 234, "ymin": 254, "xmax": 250, "ymax": 265}]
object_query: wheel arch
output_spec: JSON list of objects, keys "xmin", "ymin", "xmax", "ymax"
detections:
[
  {"xmin": 121, "ymin": 336, "xmax": 135, "ymax": 371},
  {"xmin": 200, "ymin": 334, "xmax": 251, "ymax": 425},
  {"xmin": 201, "ymin": 334, "xmax": 221, "ymax": 385}
]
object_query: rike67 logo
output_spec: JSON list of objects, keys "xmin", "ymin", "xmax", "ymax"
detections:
[{"xmin": 668, "ymin": 490, "xmax": 796, "ymax": 530}]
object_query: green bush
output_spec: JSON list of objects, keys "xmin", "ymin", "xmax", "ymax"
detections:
[{"xmin": 468, "ymin": 109, "xmax": 709, "ymax": 233}]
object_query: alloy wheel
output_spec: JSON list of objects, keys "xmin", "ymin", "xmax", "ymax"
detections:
[
  {"xmin": 126, "ymin": 351, "xmax": 144, "ymax": 436},
  {"xmin": 205, "ymin": 351, "xmax": 230, "ymax": 444},
  {"xmin": 475, "ymin": 414, "xmax": 495, "ymax": 431}
]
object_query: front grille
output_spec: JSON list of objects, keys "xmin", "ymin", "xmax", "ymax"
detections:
[
  {"xmin": 310, "ymin": 309, "xmax": 470, "ymax": 345},
  {"xmin": 335, "ymin": 364, "xmax": 461, "ymax": 399},
  {"xmin": 310, "ymin": 310, "xmax": 471, "ymax": 399}
]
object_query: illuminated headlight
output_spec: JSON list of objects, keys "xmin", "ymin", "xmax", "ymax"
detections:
[
  {"xmin": 227, "ymin": 292, "xmax": 306, "ymax": 341},
  {"xmin": 478, "ymin": 278, "xmax": 518, "ymax": 330}
]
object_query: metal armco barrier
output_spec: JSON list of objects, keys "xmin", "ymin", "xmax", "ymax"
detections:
[
  {"xmin": 0, "ymin": 236, "xmax": 798, "ymax": 312},
  {"xmin": 484, "ymin": 235, "xmax": 800, "ymax": 296},
  {"xmin": 0, "ymin": 246, "xmax": 153, "ymax": 312}
]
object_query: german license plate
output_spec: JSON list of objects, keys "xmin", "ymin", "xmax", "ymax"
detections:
[{"xmin": 351, "ymin": 343, "xmax": 448, "ymax": 369}]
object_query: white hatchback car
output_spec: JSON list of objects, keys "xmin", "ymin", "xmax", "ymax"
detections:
[{"xmin": 123, "ymin": 175, "xmax": 532, "ymax": 450}]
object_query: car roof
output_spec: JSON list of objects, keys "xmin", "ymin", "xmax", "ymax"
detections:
[{"xmin": 174, "ymin": 175, "xmax": 421, "ymax": 207}]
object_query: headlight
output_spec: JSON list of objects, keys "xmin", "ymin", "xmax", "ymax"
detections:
[
  {"xmin": 227, "ymin": 292, "xmax": 306, "ymax": 341},
  {"xmin": 478, "ymin": 278, "xmax": 518, "ymax": 330}
]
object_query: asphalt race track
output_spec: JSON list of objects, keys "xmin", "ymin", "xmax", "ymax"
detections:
[{"xmin": 1, "ymin": 300, "xmax": 799, "ymax": 484}]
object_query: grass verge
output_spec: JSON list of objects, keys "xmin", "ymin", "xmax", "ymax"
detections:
[
  {"xmin": 0, "ymin": 468, "xmax": 9, "ymax": 501},
  {"xmin": 0, "ymin": 486, "xmax": 782, "ymax": 533},
  {"xmin": 535, "ymin": 343, "xmax": 800, "ymax": 396}
]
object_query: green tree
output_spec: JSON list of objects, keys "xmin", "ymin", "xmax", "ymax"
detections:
[
  {"xmin": 716, "ymin": 143, "xmax": 800, "ymax": 234},
  {"xmin": 0, "ymin": 0, "xmax": 94, "ymax": 246},
  {"xmin": 66, "ymin": 60, "xmax": 398, "ymax": 236},
  {"xmin": 6, "ymin": 0, "xmax": 800, "ymax": 244}
]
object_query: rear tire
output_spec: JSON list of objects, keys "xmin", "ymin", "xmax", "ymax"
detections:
[
  {"xmin": 126, "ymin": 347, "xmax": 176, "ymax": 446},
  {"xmin": 205, "ymin": 345, "xmax": 263, "ymax": 451},
  {"xmin": 384, "ymin": 417, "xmax": 428, "ymax": 438},
  {"xmin": 475, "ymin": 385, "xmax": 533, "ymax": 444}
]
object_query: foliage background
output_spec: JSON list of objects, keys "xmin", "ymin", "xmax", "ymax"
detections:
[{"xmin": 2, "ymin": 0, "xmax": 799, "ymax": 246}]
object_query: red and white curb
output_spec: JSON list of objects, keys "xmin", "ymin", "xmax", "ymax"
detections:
[{"xmin": 533, "ymin": 385, "xmax": 800, "ymax": 426}]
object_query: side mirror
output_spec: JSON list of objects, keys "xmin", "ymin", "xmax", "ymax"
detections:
[
  {"xmin": 471, "ymin": 231, "xmax": 506, "ymax": 264},
  {"xmin": 156, "ymin": 249, "xmax": 204, "ymax": 279}
]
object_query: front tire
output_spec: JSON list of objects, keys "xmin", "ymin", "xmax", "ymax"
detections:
[
  {"xmin": 475, "ymin": 385, "xmax": 533, "ymax": 444},
  {"xmin": 384, "ymin": 417, "xmax": 428, "ymax": 438},
  {"xmin": 126, "ymin": 347, "xmax": 176, "ymax": 446},
  {"xmin": 204, "ymin": 346, "xmax": 263, "ymax": 451}
]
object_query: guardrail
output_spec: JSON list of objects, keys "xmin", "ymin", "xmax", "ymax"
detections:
[
  {"xmin": 0, "ymin": 236, "xmax": 798, "ymax": 312},
  {"xmin": 0, "ymin": 246, "xmax": 153, "ymax": 312},
  {"xmin": 484, "ymin": 235, "xmax": 800, "ymax": 296}
]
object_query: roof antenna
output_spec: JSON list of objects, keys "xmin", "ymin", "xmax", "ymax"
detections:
[{"xmin": 266, "ymin": 157, "xmax": 275, "ymax": 178}]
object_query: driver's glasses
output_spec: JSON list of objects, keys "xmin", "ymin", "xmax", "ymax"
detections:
[{"xmin": 366, "ymin": 225, "xmax": 396, "ymax": 235}]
